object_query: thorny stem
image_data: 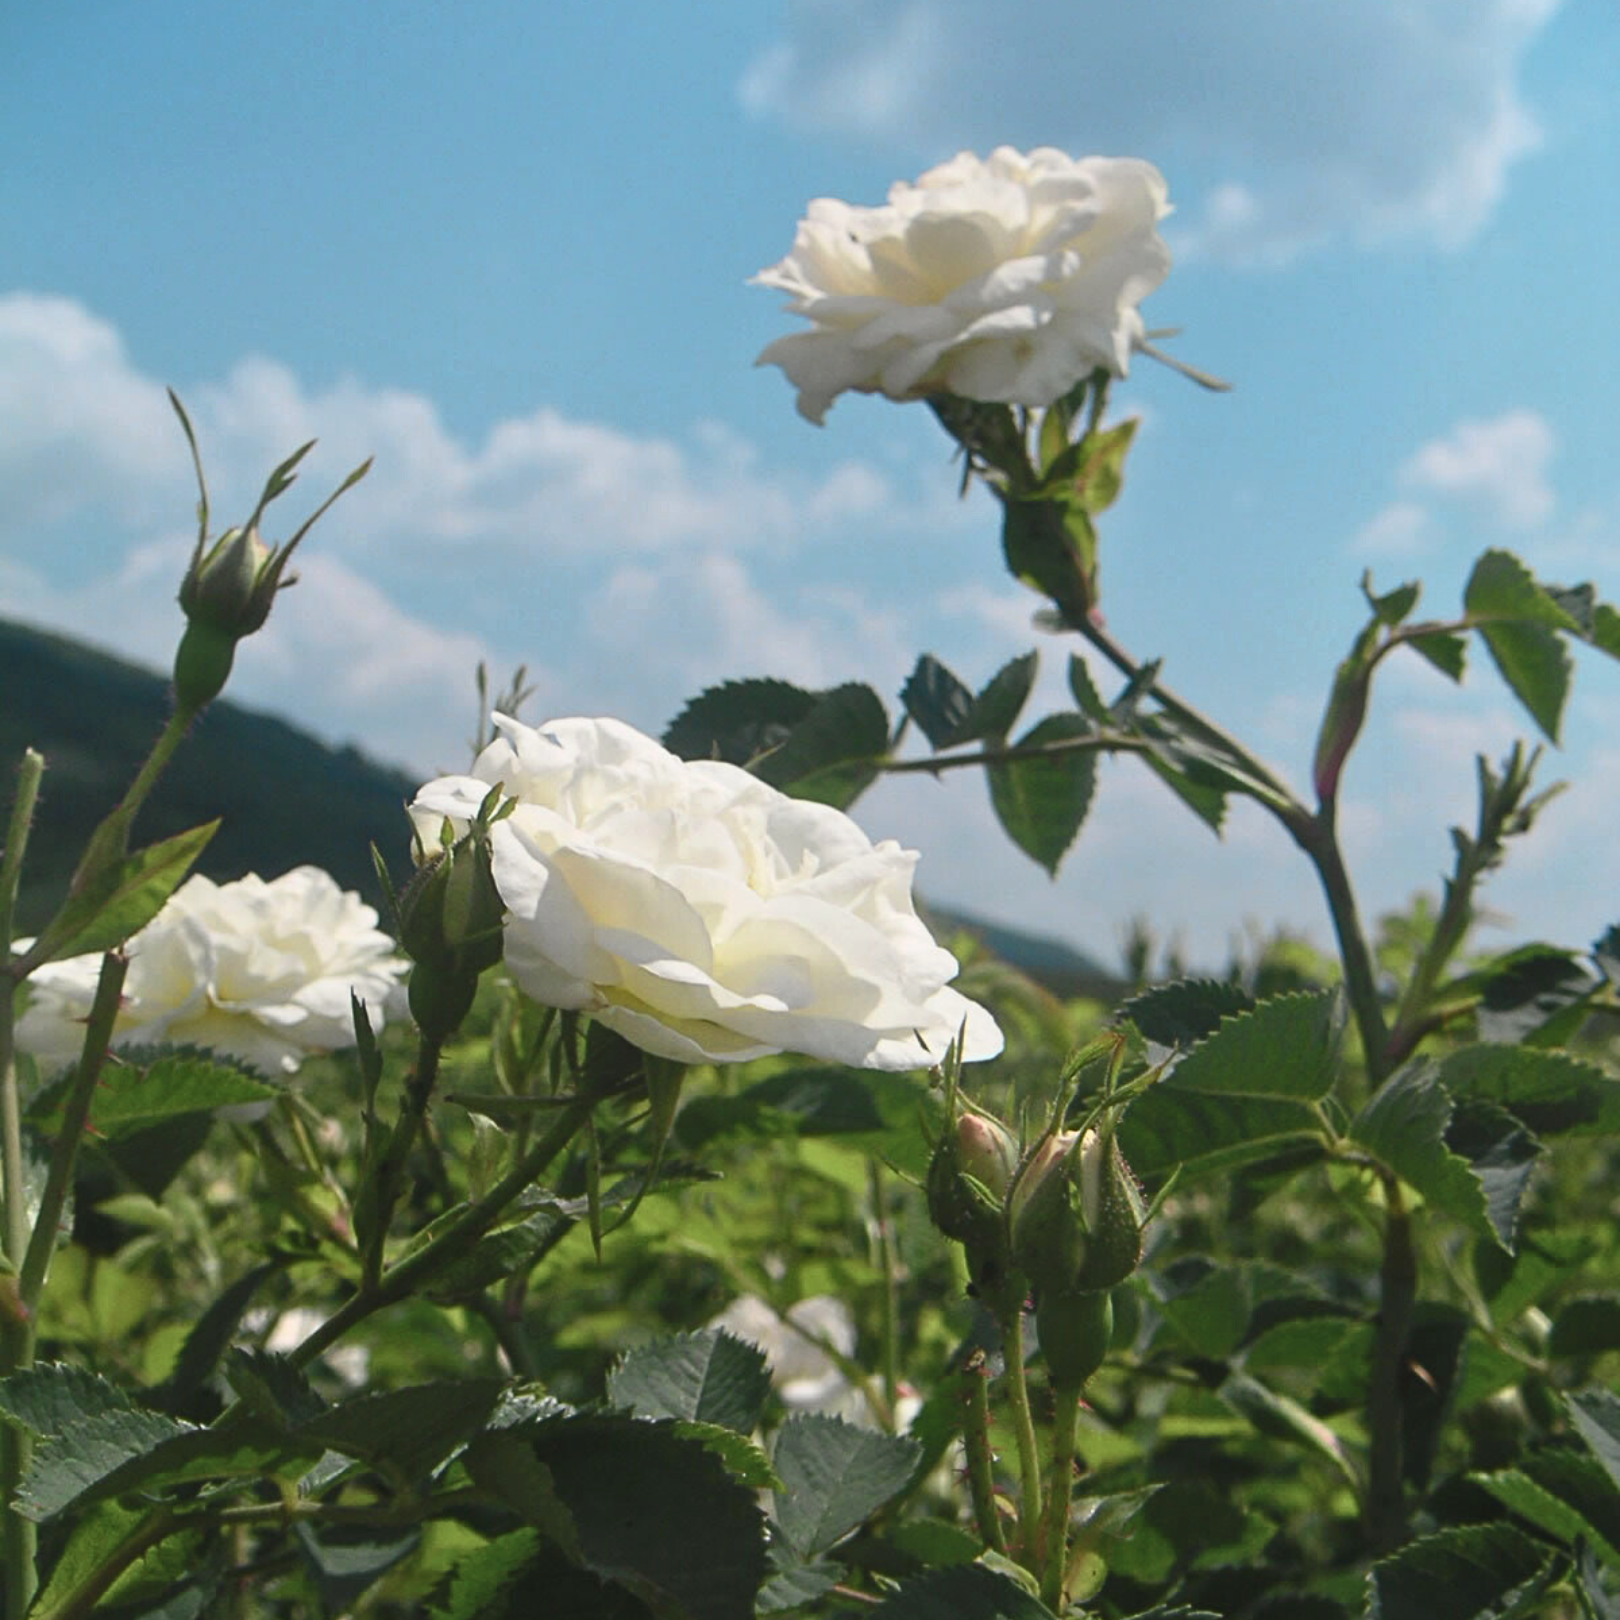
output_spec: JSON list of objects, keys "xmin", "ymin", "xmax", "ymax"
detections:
[
  {"xmin": 1366, "ymin": 1175, "xmax": 1416, "ymax": 1553},
  {"xmin": 869, "ymin": 1159, "xmax": 899, "ymax": 1416},
  {"xmin": 1040, "ymin": 1383, "xmax": 1082, "ymax": 1612},
  {"xmin": 292, "ymin": 1092, "xmax": 597, "ymax": 1368},
  {"xmin": 998, "ymin": 1306, "xmax": 1044, "ymax": 1567},
  {"xmin": 1, "ymin": 749, "xmax": 45, "ymax": 1620},
  {"xmin": 962, "ymin": 1352, "xmax": 1009, "ymax": 1555},
  {"xmin": 363, "ymin": 1028, "xmax": 446, "ymax": 1290}
]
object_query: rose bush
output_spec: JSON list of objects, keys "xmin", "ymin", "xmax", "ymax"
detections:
[
  {"xmin": 754, "ymin": 145, "xmax": 1171, "ymax": 423},
  {"xmin": 17, "ymin": 866, "xmax": 405, "ymax": 1076},
  {"xmin": 410, "ymin": 714, "xmax": 1002, "ymax": 1068}
]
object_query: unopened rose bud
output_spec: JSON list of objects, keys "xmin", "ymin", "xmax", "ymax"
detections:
[
  {"xmin": 1010, "ymin": 1125, "xmax": 1147, "ymax": 1297},
  {"xmin": 926, "ymin": 1112, "xmax": 1015, "ymax": 1247},
  {"xmin": 399, "ymin": 836, "xmax": 506, "ymax": 1040}
]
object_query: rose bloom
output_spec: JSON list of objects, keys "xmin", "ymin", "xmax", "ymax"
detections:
[
  {"xmin": 17, "ymin": 866, "xmax": 406, "ymax": 1076},
  {"xmin": 410, "ymin": 715, "xmax": 1002, "ymax": 1069},
  {"xmin": 754, "ymin": 145, "xmax": 1171, "ymax": 423}
]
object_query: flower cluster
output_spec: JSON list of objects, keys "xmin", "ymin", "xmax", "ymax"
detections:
[
  {"xmin": 411, "ymin": 715, "xmax": 1001, "ymax": 1070},
  {"xmin": 754, "ymin": 146, "xmax": 1171, "ymax": 423},
  {"xmin": 18, "ymin": 867, "xmax": 405, "ymax": 1076}
]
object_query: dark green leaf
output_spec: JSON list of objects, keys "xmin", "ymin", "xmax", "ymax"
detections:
[
  {"xmin": 1218, "ymin": 1373, "xmax": 1360, "ymax": 1485},
  {"xmin": 151, "ymin": 1260, "xmax": 282, "ymax": 1419},
  {"xmin": 1160, "ymin": 990, "xmax": 1344, "ymax": 1101},
  {"xmin": 1067, "ymin": 652, "xmax": 1107, "ymax": 721},
  {"xmin": 757, "ymin": 1549, "xmax": 842, "ymax": 1613},
  {"xmin": 1119, "ymin": 978, "xmax": 1255, "ymax": 1052},
  {"xmin": 607, "ymin": 1329, "xmax": 772, "ymax": 1434},
  {"xmin": 771, "ymin": 1413, "xmax": 921, "ymax": 1557},
  {"xmin": 1446, "ymin": 1099, "xmax": 1542, "ymax": 1252},
  {"xmin": 986, "ymin": 712, "xmax": 1096, "ymax": 875},
  {"xmin": 295, "ymin": 1526, "xmax": 421, "ymax": 1613},
  {"xmin": 0, "ymin": 1362, "xmax": 137, "ymax": 1439},
  {"xmin": 1439, "ymin": 1044, "xmax": 1620, "ymax": 1138},
  {"xmin": 474, "ymin": 1414, "xmax": 768, "ymax": 1620},
  {"xmin": 663, "ymin": 679, "xmax": 819, "ymax": 765},
  {"xmin": 960, "ymin": 653, "xmax": 1039, "ymax": 743},
  {"xmin": 300, "ymin": 1379, "xmax": 505, "ymax": 1482},
  {"xmin": 223, "ymin": 1348, "xmax": 329, "ymax": 1428},
  {"xmin": 40, "ymin": 820, "xmax": 220, "ymax": 961},
  {"xmin": 1570, "ymin": 1390, "xmax": 1620, "ymax": 1494},
  {"xmin": 1594, "ymin": 925, "xmax": 1620, "ymax": 985},
  {"xmin": 1002, "ymin": 496, "xmax": 1093, "ymax": 624},
  {"xmin": 1550, "ymin": 1297, "xmax": 1620, "ymax": 1360},
  {"xmin": 901, "ymin": 655, "xmax": 975, "ymax": 749},
  {"xmin": 1476, "ymin": 620, "xmax": 1571, "ymax": 743},
  {"xmin": 872, "ymin": 1564, "xmax": 1056, "ymax": 1618},
  {"xmin": 1467, "ymin": 948, "xmax": 1600, "ymax": 1045},
  {"xmin": 1350, "ymin": 1060, "xmax": 1496, "ymax": 1244},
  {"xmin": 751, "ymin": 683, "xmax": 891, "ymax": 808},
  {"xmin": 670, "ymin": 1421, "xmax": 781, "ymax": 1491},
  {"xmin": 1366, "ymin": 1521, "xmax": 1554, "ymax": 1620},
  {"xmin": 16, "ymin": 1409, "xmax": 314, "ymax": 1520},
  {"xmin": 1476, "ymin": 1449, "xmax": 1620, "ymax": 1568}
]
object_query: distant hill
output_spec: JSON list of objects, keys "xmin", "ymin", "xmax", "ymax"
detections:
[
  {"xmin": 0, "ymin": 618, "xmax": 417, "ymax": 933},
  {"xmin": 0, "ymin": 618, "xmax": 1120, "ymax": 994}
]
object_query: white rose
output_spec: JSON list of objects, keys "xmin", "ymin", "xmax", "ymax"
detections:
[
  {"xmin": 410, "ymin": 715, "xmax": 1002, "ymax": 1070},
  {"xmin": 754, "ymin": 146, "xmax": 1171, "ymax": 423},
  {"xmin": 17, "ymin": 867, "xmax": 406, "ymax": 1076}
]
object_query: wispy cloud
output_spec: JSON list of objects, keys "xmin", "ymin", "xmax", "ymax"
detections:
[{"xmin": 740, "ymin": 0, "xmax": 1563, "ymax": 262}]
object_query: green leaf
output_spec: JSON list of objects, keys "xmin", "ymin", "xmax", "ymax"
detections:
[
  {"xmin": 300, "ymin": 1379, "xmax": 506, "ymax": 1482},
  {"xmin": 750, "ymin": 682, "xmax": 890, "ymax": 808},
  {"xmin": 757, "ymin": 1550, "xmax": 843, "ymax": 1614},
  {"xmin": 30, "ymin": 1053, "xmax": 280, "ymax": 1140},
  {"xmin": 16, "ymin": 1408, "xmax": 314, "ymax": 1520},
  {"xmin": 663, "ymin": 678, "xmax": 819, "ymax": 765},
  {"xmin": 295, "ymin": 1526, "xmax": 421, "ymax": 1613},
  {"xmin": 670, "ymin": 1421, "xmax": 782, "ymax": 1490},
  {"xmin": 1475, "ymin": 1450, "xmax": 1620, "ymax": 1568},
  {"xmin": 607, "ymin": 1329, "xmax": 772, "ymax": 1434},
  {"xmin": 1439, "ymin": 1044, "xmax": 1620, "ymax": 1138},
  {"xmin": 1466, "ymin": 948, "xmax": 1600, "ymax": 1046},
  {"xmin": 223, "ymin": 1348, "xmax": 330, "ymax": 1428},
  {"xmin": 1350, "ymin": 1060, "xmax": 1496, "ymax": 1244},
  {"xmin": 474, "ymin": 1414, "xmax": 768, "ymax": 1620},
  {"xmin": 901, "ymin": 655, "xmax": 975, "ymax": 749},
  {"xmin": 871, "ymin": 1564, "xmax": 1057, "ymax": 1618},
  {"xmin": 771, "ymin": 1413, "xmax": 921, "ymax": 1557},
  {"xmin": 986, "ymin": 712, "xmax": 1096, "ymax": 875},
  {"xmin": 960, "ymin": 653, "xmax": 1039, "ymax": 743},
  {"xmin": 1067, "ymin": 653, "xmax": 1107, "ymax": 720},
  {"xmin": 1570, "ymin": 1390, "xmax": 1620, "ymax": 1494},
  {"xmin": 1445, "ymin": 1100, "xmax": 1541, "ymax": 1252},
  {"xmin": 1002, "ymin": 495, "xmax": 1093, "ymax": 623},
  {"xmin": 1550, "ymin": 1297, "xmax": 1620, "ymax": 1360},
  {"xmin": 1362, "ymin": 574, "xmax": 1421, "ymax": 627},
  {"xmin": 1120, "ymin": 978, "xmax": 1255, "ymax": 1052},
  {"xmin": 1477, "ymin": 619, "xmax": 1572, "ymax": 742},
  {"xmin": 1158, "ymin": 1266, "xmax": 1253, "ymax": 1359},
  {"xmin": 1218, "ymin": 1373, "xmax": 1361, "ymax": 1487},
  {"xmin": 0, "ymin": 1362, "xmax": 137, "ymax": 1438},
  {"xmin": 1408, "ymin": 629, "xmax": 1468, "ymax": 681},
  {"xmin": 429, "ymin": 1529, "xmax": 541, "ymax": 1620},
  {"xmin": 1120, "ymin": 1090, "xmax": 1327, "ymax": 1184},
  {"xmin": 30, "ymin": 1499, "xmax": 205, "ymax": 1620},
  {"xmin": 1366, "ymin": 1522, "xmax": 1555, "ymax": 1620},
  {"xmin": 39, "ymin": 820, "xmax": 220, "ymax": 961},
  {"xmin": 1159, "ymin": 990, "xmax": 1345, "ymax": 1101},
  {"xmin": 1072, "ymin": 418, "xmax": 1138, "ymax": 513},
  {"xmin": 1466, "ymin": 550, "xmax": 1582, "ymax": 630},
  {"xmin": 151, "ymin": 1260, "xmax": 282, "ymax": 1418}
]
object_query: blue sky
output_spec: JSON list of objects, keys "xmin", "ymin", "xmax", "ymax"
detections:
[{"xmin": 3, "ymin": 0, "xmax": 1617, "ymax": 970}]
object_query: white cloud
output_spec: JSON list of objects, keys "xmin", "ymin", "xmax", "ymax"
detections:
[
  {"xmin": 1351, "ymin": 500, "xmax": 1435, "ymax": 558},
  {"xmin": 740, "ymin": 0, "xmax": 1562, "ymax": 261},
  {"xmin": 1400, "ymin": 409, "xmax": 1556, "ymax": 528}
]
